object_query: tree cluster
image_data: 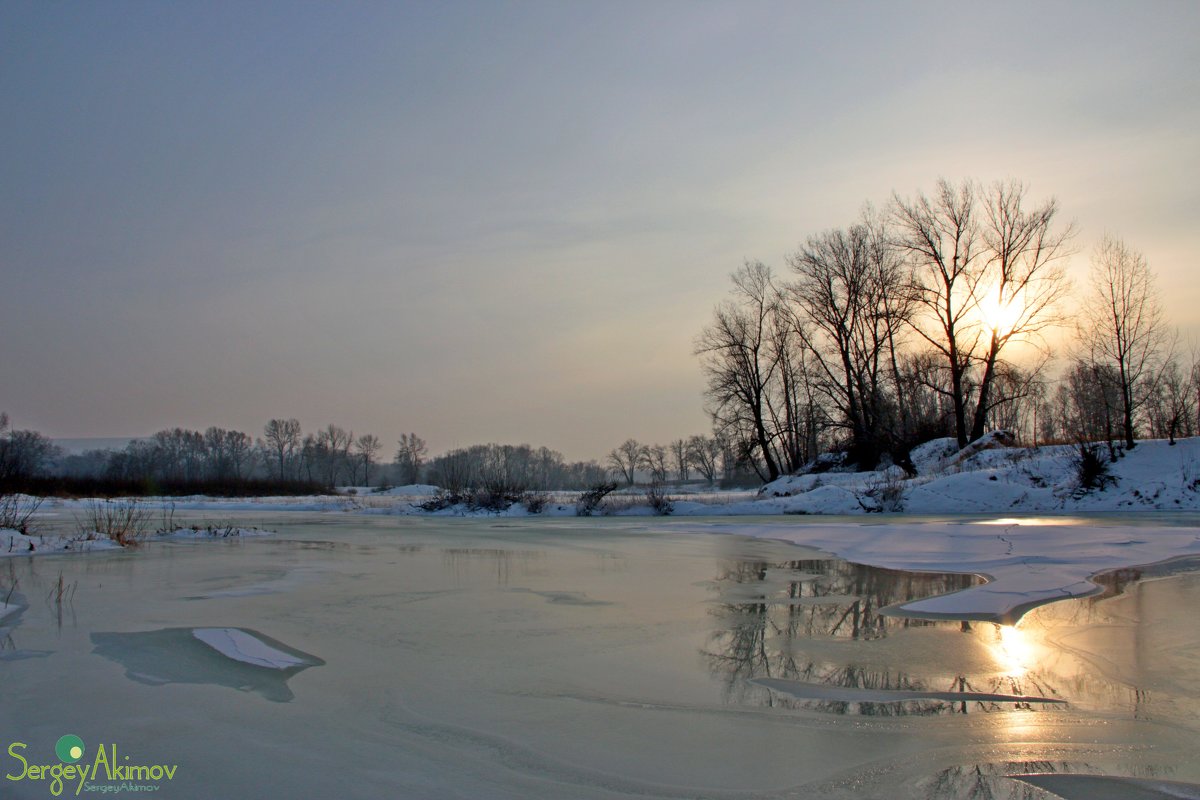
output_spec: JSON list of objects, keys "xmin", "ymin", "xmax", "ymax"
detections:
[
  {"xmin": 606, "ymin": 435, "xmax": 734, "ymax": 485},
  {"xmin": 261, "ymin": 419, "xmax": 383, "ymax": 486},
  {"xmin": 699, "ymin": 180, "xmax": 1196, "ymax": 480},
  {"xmin": 0, "ymin": 412, "xmax": 60, "ymax": 483},
  {"xmin": 424, "ymin": 443, "xmax": 608, "ymax": 494},
  {"xmin": 1036, "ymin": 235, "xmax": 1195, "ymax": 449},
  {"xmin": 105, "ymin": 427, "xmax": 255, "ymax": 484}
]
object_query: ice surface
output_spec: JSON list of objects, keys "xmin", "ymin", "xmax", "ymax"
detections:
[{"xmin": 4, "ymin": 515, "xmax": 1199, "ymax": 799}]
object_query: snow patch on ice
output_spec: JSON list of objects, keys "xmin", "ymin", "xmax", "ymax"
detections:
[
  {"xmin": 2, "ymin": 528, "xmax": 123, "ymax": 558},
  {"xmin": 192, "ymin": 628, "xmax": 310, "ymax": 669}
]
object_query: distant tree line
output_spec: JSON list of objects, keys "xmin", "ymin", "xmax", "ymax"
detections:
[
  {"xmin": 3, "ymin": 405, "xmax": 754, "ymax": 497},
  {"xmin": 696, "ymin": 178, "xmax": 1197, "ymax": 481},
  {"xmin": 1, "ymin": 414, "xmax": 638, "ymax": 497}
]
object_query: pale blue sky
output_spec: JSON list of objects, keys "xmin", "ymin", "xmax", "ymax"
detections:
[{"xmin": 2, "ymin": 1, "xmax": 1197, "ymax": 459}]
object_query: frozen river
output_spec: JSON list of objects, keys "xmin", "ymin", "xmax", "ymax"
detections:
[{"xmin": 3, "ymin": 514, "xmax": 1200, "ymax": 798}]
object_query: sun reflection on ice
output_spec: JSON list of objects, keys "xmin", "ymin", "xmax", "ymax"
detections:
[
  {"xmin": 973, "ymin": 517, "xmax": 1086, "ymax": 526},
  {"xmin": 994, "ymin": 623, "xmax": 1035, "ymax": 677},
  {"xmin": 988, "ymin": 622, "xmax": 1056, "ymax": 742}
]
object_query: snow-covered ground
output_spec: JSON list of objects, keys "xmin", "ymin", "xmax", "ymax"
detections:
[{"xmin": 753, "ymin": 435, "xmax": 1200, "ymax": 515}]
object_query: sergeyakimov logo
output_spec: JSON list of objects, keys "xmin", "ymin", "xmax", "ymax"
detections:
[{"xmin": 6, "ymin": 734, "xmax": 179, "ymax": 796}]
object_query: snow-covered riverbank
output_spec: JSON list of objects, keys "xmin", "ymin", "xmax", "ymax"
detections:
[
  {"xmin": 6, "ymin": 437, "xmax": 1199, "ymax": 625},
  {"xmin": 752, "ymin": 435, "xmax": 1200, "ymax": 515},
  {"xmin": 28, "ymin": 436, "xmax": 1197, "ymax": 519}
]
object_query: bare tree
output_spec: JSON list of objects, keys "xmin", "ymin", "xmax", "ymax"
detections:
[
  {"xmin": 980, "ymin": 361, "xmax": 1047, "ymax": 444},
  {"xmin": 427, "ymin": 447, "xmax": 472, "ymax": 491},
  {"xmin": 1077, "ymin": 235, "xmax": 1170, "ymax": 448},
  {"xmin": 263, "ymin": 418, "xmax": 301, "ymax": 480},
  {"xmin": 686, "ymin": 435, "xmax": 722, "ymax": 484},
  {"xmin": 968, "ymin": 180, "xmax": 1074, "ymax": 441},
  {"xmin": 224, "ymin": 430, "xmax": 253, "ymax": 480},
  {"xmin": 892, "ymin": 179, "xmax": 1073, "ymax": 447},
  {"xmin": 1193, "ymin": 355, "xmax": 1200, "ymax": 436},
  {"xmin": 355, "ymin": 434, "xmax": 382, "ymax": 485},
  {"xmin": 669, "ymin": 439, "xmax": 690, "ymax": 482},
  {"xmin": 472, "ymin": 444, "xmax": 531, "ymax": 498},
  {"xmin": 1058, "ymin": 359, "xmax": 1123, "ymax": 451},
  {"xmin": 786, "ymin": 211, "xmax": 911, "ymax": 467},
  {"xmin": 891, "ymin": 179, "xmax": 985, "ymax": 448},
  {"xmin": 394, "ymin": 433, "xmax": 428, "ymax": 485},
  {"xmin": 226, "ymin": 429, "xmax": 253, "ymax": 479},
  {"xmin": 316, "ymin": 424, "xmax": 353, "ymax": 486},
  {"xmin": 639, "ymin": 443, "xmax": 669, "ymax": 483},
  {"xmin": 204, "ymin": 427, "xmax": 232, "ymax": 480},
  {"xmin": 766, "ymin": 296, "xmax": 826, "ymax": 473},
  {"xmin": 894, "ymin": 350, "xmax": 953, "ymax": 445},
  {"xmin": 299, "ymin": 434, "xmax": 318, "ymax": 483},
  {"xmin": 608, "ymin": 438, "xmax": 643, "ymax": 485},
  {"xmin": 696, "ymin": 262, "xmax": 790, "ymax": 481},
  {"xmin": 148, "ymin": 428, "xmax": 206, "ymax": 482},
  {"xmin": 1144, "ymin": 354, "xmax": 1194, "ymax": 444}
]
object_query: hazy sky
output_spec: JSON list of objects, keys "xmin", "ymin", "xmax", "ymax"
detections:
[{"xmin": 2, "ymin": 1, "xmax": 1197, "ymax": 460}]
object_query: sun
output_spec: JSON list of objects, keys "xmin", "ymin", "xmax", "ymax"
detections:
[{"xmin": 978, "ymin": 287, "xmax": 1024, "ymax": 337}]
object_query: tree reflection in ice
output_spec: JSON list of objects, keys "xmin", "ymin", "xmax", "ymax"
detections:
[
  {"xmin": 702, "ymin": 555, "xmax": 1074, "ymax": 716},
  {"xmin": 440, "ymin": 547, "xmax": 545, "ymax": 585}
]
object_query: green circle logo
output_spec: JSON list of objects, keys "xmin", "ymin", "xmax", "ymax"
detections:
[{"xmin": 55, "ymin": 735, "xmax": 85, "ymax": 763}]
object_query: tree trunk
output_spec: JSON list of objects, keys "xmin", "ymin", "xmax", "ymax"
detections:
[
  {"xmin": 1123, "ymin": 385, "xmax": 1136, "ymax": 449},
  {"xmin": 969, "ymin": 337, "xmax": 1000, "ymax": 443}
]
